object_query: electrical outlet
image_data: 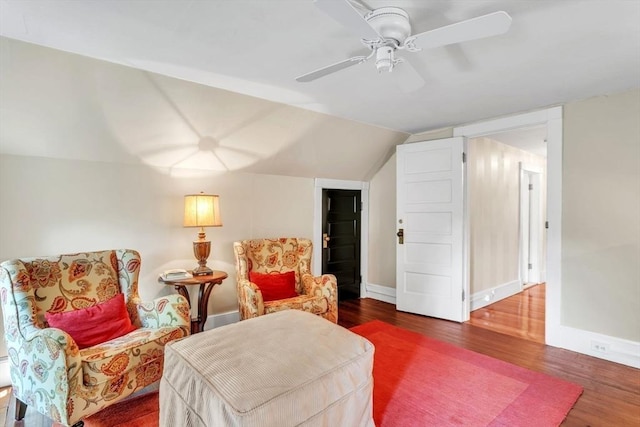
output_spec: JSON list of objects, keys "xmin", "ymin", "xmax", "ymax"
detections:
[{"xmin": 590, "ymin": 340, "xmax": 610, "ymax": 353}]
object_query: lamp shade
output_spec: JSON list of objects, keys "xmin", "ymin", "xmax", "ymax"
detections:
[{"xmin": 183, "ymin": 194, "xmax": 222, "ymax": 227}]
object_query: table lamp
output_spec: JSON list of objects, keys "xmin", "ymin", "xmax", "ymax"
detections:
[{"xmin": 184, "ymin": 193, "xmax": 222, "ymax": 276}]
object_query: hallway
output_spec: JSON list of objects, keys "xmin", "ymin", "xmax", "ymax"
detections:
[{"xmin": 467, "ymin": 283, "xmax": 545, "ymax": 344}]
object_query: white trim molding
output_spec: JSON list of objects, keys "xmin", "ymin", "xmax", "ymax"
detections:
[
  {"xmin": 470, "ymin": 280, "xmax": 522, "ymax": 311},
  {"xmin": 556, "ymin": 326, "xmax": 640, "ymax": 369},
  {"xmin": 313, "ymin": 178, "xmax": 370, "ymax": 298},
  {"xmin": 203, "ymin": 310, "xmax": 240, "ymax": 331},
  {"xmin": 365, "ymin": 283, "xmax": 397, "ymax": 305},
  {"xmin": 453, "ymin": 107, "xmax": 562, "ymax": 138}
]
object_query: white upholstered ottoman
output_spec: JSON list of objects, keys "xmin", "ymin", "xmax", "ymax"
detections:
[{"xmin": 159, "ymin": 310, "xmax": 374, "ymax": 427}]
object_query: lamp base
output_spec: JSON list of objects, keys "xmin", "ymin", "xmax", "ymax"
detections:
[
  {"xmin": 192, "ymin": 240, "xmax": 213, "ymax": 277},
  {"xmin": 192, "ymin": 266, "xmax": 213, "ymax": 277}
]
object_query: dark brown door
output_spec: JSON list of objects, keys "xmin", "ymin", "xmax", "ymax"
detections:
[{"xmin": 322, "ymin": 189, "xmax": 361, "ymax": 301}]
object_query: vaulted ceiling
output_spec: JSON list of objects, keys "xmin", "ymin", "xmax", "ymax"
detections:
[{"xmin": 2, "ymin": 0, "xmax": 639, "ymax": 134}]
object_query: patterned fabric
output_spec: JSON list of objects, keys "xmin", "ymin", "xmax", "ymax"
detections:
[
  {"xmin": 233, "ymin": 238, "xmax": 338, "ymax": 323},
  {"xmin": 0, "ymin": 249, "xmax": 190, "ymax": 426}
]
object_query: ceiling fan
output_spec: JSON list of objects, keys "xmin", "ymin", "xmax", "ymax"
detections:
[{"xmin": 296, "ymin": 0, "xmax": 512, "ymax": 85}]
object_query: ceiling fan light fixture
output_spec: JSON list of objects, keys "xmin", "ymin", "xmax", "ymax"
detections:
[{"xmin": 375, "ymin": 46, "xmax": 394, "ymax": 73}]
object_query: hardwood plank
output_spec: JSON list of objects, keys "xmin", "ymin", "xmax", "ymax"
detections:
[
  {"xmin": 338, "ymin": 297, "xmax": 640, "ymax": 427},
  {"xmin": 467, "ymin": 283, "xmax": 546, "ymax": 343}
]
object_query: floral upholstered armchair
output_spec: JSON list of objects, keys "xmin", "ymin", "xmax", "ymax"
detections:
[
  {"xmin": 0, "ymin": 249, "xmax": 190, "ymax": 427},
  {"xmin": 233, "ymin": 238, "xmax": 338, "ymax": 323}
]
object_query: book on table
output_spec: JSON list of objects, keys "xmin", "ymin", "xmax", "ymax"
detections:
[{"xmin": 160, "ymin": 269, "xmax": 193, "ymax": 281}]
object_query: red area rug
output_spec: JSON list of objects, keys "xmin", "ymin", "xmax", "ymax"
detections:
[
  {"xmin": 71, "ymin": 321, "xmax": 582, "ymax": 427},
  {"xmin": 351, "ymin": 320, "xmax": 583, "ymax": 427},
  {"xmin": 54, "ymin": 391, "xmax": 159, "ymax": 427}
]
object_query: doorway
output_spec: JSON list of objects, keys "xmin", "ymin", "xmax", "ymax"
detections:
[
  {"xmin": 395, "ymin": 107, "xmax": 562, "ymax": 344},
  {"xmin": 465, "ymin": 128, "xmax": 547, "ymax": 342},
  {"xmin": 322, "ymin": 189, "xmax": 362, "ymax": 301},
  {"xmin": 520, "ymin": 165, "xmax": 544, "ymax": 286},
  {"xmin": 452, "ymin": 106, "xmax": 561, "ymax": 345},
  {"xmin": 313, "ymin": 178, "xmax": 369, "ymax": 301}
]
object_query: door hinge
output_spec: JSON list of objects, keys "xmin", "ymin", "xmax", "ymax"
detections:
[
  {"xmin": 462, "ymin": 152, "xmax": 467, "ymax": 163},
  {"xmin": 359, "ymin": 275, "xmax": 362, "ymax": 284},
  {"xmin": 528, "ymin": 183, "xmax": 533, "ymax": 191},
  {"xmin": 545, "ymin": 221, "xmax": 549, "ymax": 229},
  {"xmin": 462, "ymin": 289, "xmax": 465, "ymax": 301},
  {"xmin": 528, "ymin": 263, "xmax": 533, "ymax": 270},
  {"xmin": 360, "ymin": 201, "xmax": 363, "ymax": 211}
]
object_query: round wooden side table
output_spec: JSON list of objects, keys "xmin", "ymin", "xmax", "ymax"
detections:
[{"xmin": 159, "ymin": 270, "xmax": 228, "ymax": 334}]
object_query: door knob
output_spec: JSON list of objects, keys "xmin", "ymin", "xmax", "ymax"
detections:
[
  {"xmin": 397, "ymin": 228, "xmax": 404, "ymax": 244},
  {"xmin": 323, "ymin": 233, "xmax": 330, "ymax": 248}
]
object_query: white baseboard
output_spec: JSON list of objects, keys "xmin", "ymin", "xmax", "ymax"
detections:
[
  {"xmin": 548, "ymin": 325, "xmax": 640, "ymax": 369},
  {"xmin": 0, "ymin": 357, "xmax": 10, "ymax": 387},
  {"xmin": 470, "ymin": 280, "xmax": 522, "ymax": 311},
  {"xmin": 365, "ymin": 283, "xmax": 396, "ymax": 304},
  {"xmin": 203, "ymin": 310, "xmax": 240, "ymax": 331}
]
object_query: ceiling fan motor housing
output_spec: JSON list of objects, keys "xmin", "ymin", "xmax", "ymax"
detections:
[{"xmin": 365, "ymin": 7, "xmax": 412, "ymax": 45}]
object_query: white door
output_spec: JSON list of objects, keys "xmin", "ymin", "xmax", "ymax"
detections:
[
  {"xmin": 519, "ymin": 165, "xmax": 543, "ymax": 285},
  {"xmin": 396, "ymin": 137, "xmax": 466, "ymax": 322}
]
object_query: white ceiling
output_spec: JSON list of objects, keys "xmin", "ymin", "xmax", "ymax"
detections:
[{"xmin": 1, "ymin": 0, "xmax": 639, "ymax": 134}]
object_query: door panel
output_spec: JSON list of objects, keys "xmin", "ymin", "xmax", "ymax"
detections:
[
  {"xmin": 322, "ymin": 189, "xmax": 361, "ymax": 301},
  {"xmin": 396, "ymin": 137, "xmax": 466, "ymax": 322}
]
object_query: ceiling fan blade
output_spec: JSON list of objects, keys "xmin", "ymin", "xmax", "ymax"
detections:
[
  {"xmin": 296, "ymin": 55, "xmax": 368, "ymax": 82},
  {"xmin": 408, "ymin": 11, "xmax": 512, "ymax": 50},
  {"xmin": 313, "ymin": 0, "xmax": 382, "ymax": 41},
  {"xmin": 393, "ymin": 60, "xmax": 426, "ymax": 93}
]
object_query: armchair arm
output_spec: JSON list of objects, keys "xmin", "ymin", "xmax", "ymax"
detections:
[
  {"xmin": 302, "ymin": 273, "xmax": 337, "ymax": 299},
  {"xmin": 13, "ymin": 327, "xmax": 82, "ymax": 423},
  {"xmin": 302, "ymin": 273, "xmax": 338, "ymax": 323},
  {"xmin": 237, "ymin": 279, "xmax": 265, "ymax": 320},
  {"xmin": 137, "ymin": 294, "xmax": 191, "ymax": 330}
]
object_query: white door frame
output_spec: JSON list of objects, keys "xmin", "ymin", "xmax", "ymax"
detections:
[
  {"xmin": 313, "ymin": 178, "xmax": 369, "ymax": 297},
  {"xmin": 453, "ymin": 107, "xmax": 562, "ymax": 345}
]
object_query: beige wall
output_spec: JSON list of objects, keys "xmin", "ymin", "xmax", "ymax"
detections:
[
  {"xmin": 0, "ymin": 154, "xmax": 315, "ymax": 358},
  {"xmin": 562, "ymin": 89, "xmax": 640, "ymax": 342},
  {"xmin": 368, "ymin": 153, "xmax": 397, "ymax": 287},
  {"xmin": 468, "ymin": 137, "xmax": 546, "ymax": 293},
  {"xmin": 404, "ymin": 127, "xmax": 454, "ymax": 144}
]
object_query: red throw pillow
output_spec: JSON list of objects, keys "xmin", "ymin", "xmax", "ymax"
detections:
[
  {"xmin": 45, "ymin": 293, "xmax": 136, "ymax": 349},
  {"xmin": 249, "ymin": 271, "xmax": 298, "ymax": 302}
]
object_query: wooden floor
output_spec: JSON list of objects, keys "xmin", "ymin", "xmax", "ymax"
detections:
[
  {"xmin": 339, "ymin": 298, "xmax": 640, "ymax": 427},
  {"xmin": 5, "ymin": 296, "xmax": 640, "ymax": 426},
  {"xmin": 467, "ymin": 283, "xmax": 546, "ymax": 344}
]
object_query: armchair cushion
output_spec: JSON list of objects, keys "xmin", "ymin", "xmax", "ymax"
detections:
[
  {"xmin": 45, "ymin": 293, "xmax": 136, "ymax": 349},
  {"xmin": 264, "ymin": 294, "xmax": 329, "ymax": 316},
  {"xmin": 249, "ymin": 270, "xmax": 297, "ymax": 301},
  {"xmin": 80, "ymin": 326, "xmax": 183, "ymax": 388}
]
